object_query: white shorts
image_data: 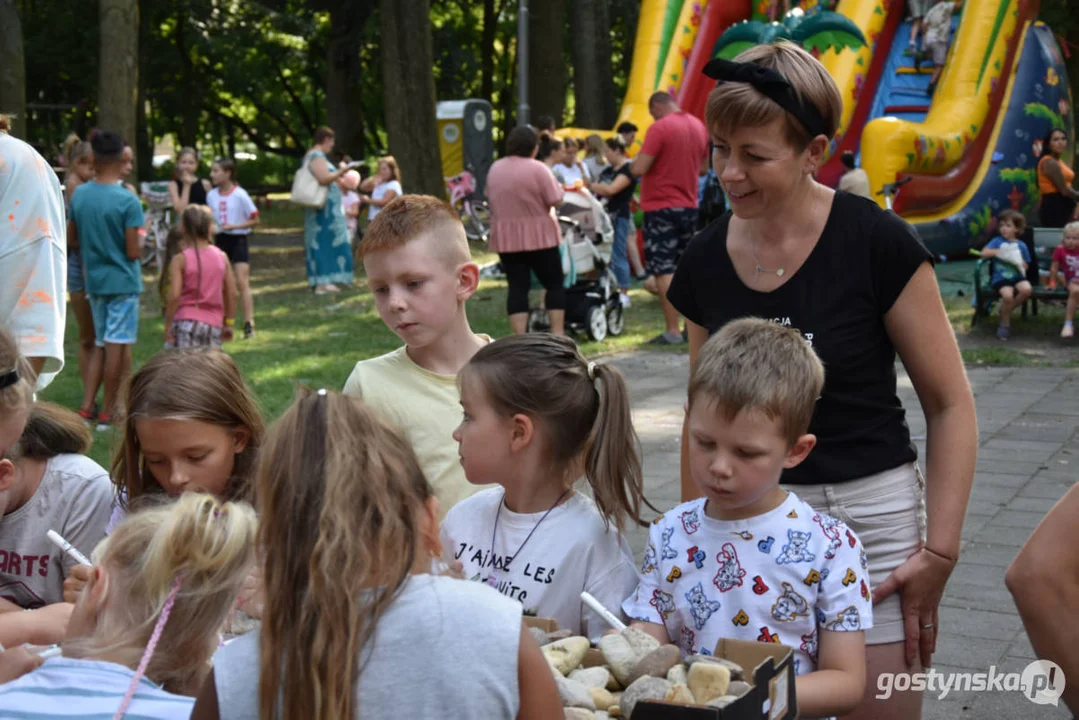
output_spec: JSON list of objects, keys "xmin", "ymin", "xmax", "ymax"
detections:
[{"xmin": 783, "ymin": 462, "xmax": 926, "ymax": 645}]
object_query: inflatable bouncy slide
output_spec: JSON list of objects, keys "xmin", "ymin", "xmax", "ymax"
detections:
[{"xmin": 563, "ymin": 0, "xmax": 1074, "ymax": 257}]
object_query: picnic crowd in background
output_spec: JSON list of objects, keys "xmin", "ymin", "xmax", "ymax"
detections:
[{"xmin": 2, "ymin": 35, "xmax": 1079, "ymax": 720}]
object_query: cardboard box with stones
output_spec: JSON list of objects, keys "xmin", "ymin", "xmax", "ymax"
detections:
[{"xmin": 525, "ymin": 617, "xmax": 797, "ymax": 719}]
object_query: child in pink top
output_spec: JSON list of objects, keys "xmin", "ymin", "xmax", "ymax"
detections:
[
  {"xmin": 1049, "ymin": 221, "xmax": 1079, "ymax": 338},
  {"xmin": 165, "ymin": 206, "xmax": 238, "ymax": 348}
]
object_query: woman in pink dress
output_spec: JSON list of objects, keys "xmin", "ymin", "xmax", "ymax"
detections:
[{"xmin": 485, "ymin": 126, "xmax": 565, "ymax": 335}]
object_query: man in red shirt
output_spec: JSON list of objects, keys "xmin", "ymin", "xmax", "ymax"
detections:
[{"xmin": 631, "ymin": 92, "xmax": 709, "ymax": 344}]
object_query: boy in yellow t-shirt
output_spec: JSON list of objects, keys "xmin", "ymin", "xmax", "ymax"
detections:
[{"xmin": 343, "ymin": 195, "xmax": 492, "ymax": 516}]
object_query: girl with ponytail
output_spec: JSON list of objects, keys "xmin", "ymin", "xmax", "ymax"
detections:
[
  {"xmin": 441, "ymin": 334, "xmax": 656, "ymax": 641},
  {"xmin": 165, "ymin": 205, "xmax": 237, "ymax": 348},
  {"xmin": 197, "ymin": 389, "xmax": 561, "ymax": 719},
  {"xmin": 0, "ymin": 403, "xmax": 112, "ymax": 609}
]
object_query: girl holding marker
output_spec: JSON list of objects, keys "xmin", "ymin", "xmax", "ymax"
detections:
[{"xmin": 0, "ymin": 403, "xmax": 112, "ymax": 608}]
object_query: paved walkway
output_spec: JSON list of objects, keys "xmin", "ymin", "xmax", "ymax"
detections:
[{"xmin": 607, "ymin": 351, "xmax": 1077, "ymax": 719}]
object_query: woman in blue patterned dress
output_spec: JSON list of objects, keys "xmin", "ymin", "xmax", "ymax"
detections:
[{"xmin": 303, "ymin": 127, "xmax": 355, "ymax": 294}]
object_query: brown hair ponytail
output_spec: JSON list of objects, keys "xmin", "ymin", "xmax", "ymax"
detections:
[
  {"xmin": 6, "ymin": 402, "xmax": 92, "ymax": 460},
  {"xmin": 461, "ymin": 335, "xmax": 655, "ymax": 531},
  {"xmin": 585, "ymin": 362, "xmax": 648, "ymax": 531}
]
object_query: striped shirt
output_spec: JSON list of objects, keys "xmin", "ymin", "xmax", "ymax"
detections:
[{"xmin": 0, "ymin": 657, "xmax": 194, "ymax": 719}]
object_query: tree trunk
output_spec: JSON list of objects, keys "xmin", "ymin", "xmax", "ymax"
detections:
[
  {"xmin": 380, "ymin": 0, "xmax": 444, "ymax": 197},
  {"xmin": 326, "ymin": 2, "xmax": 371, "ymax": 160},
  {"xmin": 0, "ymin": 0, "xmax": 26, "ymax": 139},
  {"xmin": 571, "ymin": 0, "xmax": 604, "ymax": 128},
  {"xmin": 481, "ymin": 0, "xmax": 497, "ymax": 101},
  {"xmin": 99, "ymin": 0, "xmax": 139, "ymax": 178},
  {"xmin": 593, "ymin": 0, "xmax": 617, "ymax": 127},
  {"xmin": 135, "ymin": 0, "xmax": 152, "ymax": 181},
  {"xmin": 528, "ymin": 0, "xmax": 566, "ymax": 126}
]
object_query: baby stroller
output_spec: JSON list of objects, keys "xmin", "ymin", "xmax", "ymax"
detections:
[{"xmin": 527, "ymin": 190, "xmax": 623, "ymax": 341}]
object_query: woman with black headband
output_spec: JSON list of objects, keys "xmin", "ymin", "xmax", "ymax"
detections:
[{"xmin": 666, "ymin": 41, "xmax": 976, "ymax": 720}]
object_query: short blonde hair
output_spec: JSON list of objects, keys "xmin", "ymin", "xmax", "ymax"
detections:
[
  {"xmin": 689, "ymin": 318, "xmax": 824, "ymax": 445},
  {"xmin": 65, "ymin": 494, "xmax": 257, "ymax": 695},
  {"xmin": 358, "ymin": 194, "xmax": 470, "ymax": 266},
  {"xmin": 706, "ymin": 41, "xmax": 842, "ymax": 149},
  {"xmin": 1063, "ymin": 221, "xmax": 1079, "ymax": 237}
]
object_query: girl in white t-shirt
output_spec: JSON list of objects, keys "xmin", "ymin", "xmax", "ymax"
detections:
[
  {"xmin": 360, "ymin": 155, "xmax": 403, "ymax": 221},
  {"xmin": 441, "ymin": 334, "xmax": 653, "ymax": 641},
  {"xmin": 207, "ymin": 158, "xmax": 259, "ymax": 339},
  {"xmin": 0, "ymin": 402, "xmax": 112, "ymax": 609}
]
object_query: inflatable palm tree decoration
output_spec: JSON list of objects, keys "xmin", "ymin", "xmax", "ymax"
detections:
[{"xmin": 714, "ymin": 11, "xmax": 866, "ymax": 60}]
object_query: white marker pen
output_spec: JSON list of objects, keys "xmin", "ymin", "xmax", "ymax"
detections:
[
  {"xmin": 580, "ymin": 591, "xmax": 627, "ymax": 632},
  {"xmin": 46, "ymin": 530, "xmax": 92, "ymax": 567}
]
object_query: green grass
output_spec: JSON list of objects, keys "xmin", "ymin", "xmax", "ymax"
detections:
[
  {"xmin": 39, "ymin": 230, "xmax": 669, "ymax": 467},
  {"xmin": 256, "ymin": 202, "xmax": 306, "ymax": 230}
]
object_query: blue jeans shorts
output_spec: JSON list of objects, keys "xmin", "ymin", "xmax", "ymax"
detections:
[{"xmin": 89, "ymin": 293, "xmax": 140, "ymax": 347}]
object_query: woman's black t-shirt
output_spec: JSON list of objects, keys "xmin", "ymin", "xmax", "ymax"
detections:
[
  {"xmin": 599, "ymin": 163, "xmax": 637, "ymax": 218},
  {"xmin": 174, "ymin": 177, "xmax": 209, "ymax": 206},
  {"xmin": 667, "ymin": 191, "xmax": 933, "ymax": 486}
]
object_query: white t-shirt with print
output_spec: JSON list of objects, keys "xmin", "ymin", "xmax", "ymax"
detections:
[
  {"xmin": 622, "ymin": 492, "xmax": 873, "ymax": 676},
  {"xmin": 0, "ymin": 454, "xmax": 112, "ymax": 607},
  {"xmin": 368, "ymin": 180, "xmax": 403, "ymax": 221},
  {"xmin": 441, "ymin": 487, "xmax": 638, "ymax": 642},
  {"xmin": 0, "ymin": 132, "xmax": 67, "ymax": 389},
  {"xmin": 206, "ymin": 186, "xmax": 258, "ymax": 235}
]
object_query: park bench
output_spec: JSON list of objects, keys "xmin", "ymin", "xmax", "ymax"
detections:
[{"xmin": 971, "ymin": 227, "xmax": 1068, "ymax": 327}]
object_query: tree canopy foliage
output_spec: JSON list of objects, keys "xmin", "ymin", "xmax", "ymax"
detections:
[
  {"xmin": 12, "ymin": 0, "xmax": 640, "ymax": 187},
  {"xmin": 8, "ymin": 0, "xmax": 1073, "ymax": 187}
]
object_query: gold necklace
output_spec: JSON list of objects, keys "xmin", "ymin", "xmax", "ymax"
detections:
[
  {"xmin": 751, "ymin": 234, "xmax": 785, "ymax": 282},
  {"xmin": 749, "ymin": 187, "xmax": 825, "ymax": 284}
]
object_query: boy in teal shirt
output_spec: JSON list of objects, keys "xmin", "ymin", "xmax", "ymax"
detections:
[{"xmin": 68, "ymin": 131, "xmax": 145, "ymax": 429}]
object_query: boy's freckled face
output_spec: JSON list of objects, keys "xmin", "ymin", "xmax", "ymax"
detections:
[
  {"xmin": 364, "ymin": 232, "xmax": 467, "ymax": 348},
  {"xmin": 687, "ymin": 401, "xmax": 797, "ymax": 521},
  {"xmin": 1064, "ymin": 230, "xmax": 1079, "ymax": 251}
]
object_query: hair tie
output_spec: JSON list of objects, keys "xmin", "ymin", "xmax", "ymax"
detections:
[
  {"xmin": 0, "ymin": 369, "xmax": 18, "ymax": 390},
  {"xmin": 112, "ymin": 576, "xmax": 183, "ymax": 720},
  {"xmin": 702, "ymin": 57, "xmax": 828, "ymax": 139},
  {"xmin": 587, "ymin": 362, "xmax": 597, "ymax": 381}
]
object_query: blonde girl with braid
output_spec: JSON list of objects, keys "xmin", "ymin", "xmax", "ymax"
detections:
[
  {"xmin": 441, "ymin": 334, "xmax": 655, "ymax": 642},
  {"xmin": 165, "ymin": 205, "xmax": 238, "ymax": 348},
  {"xmin": 0, "ymin": 493, "xmax": 257, "ymax": 718},
  {"xmin": 194, "ymin": 389, "xmax": 562, "ymax": 720}
]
